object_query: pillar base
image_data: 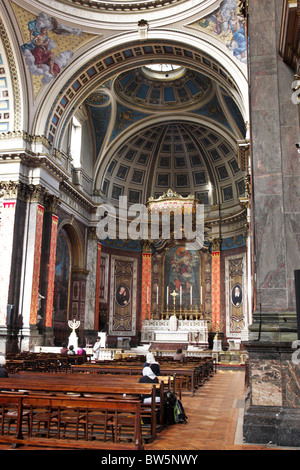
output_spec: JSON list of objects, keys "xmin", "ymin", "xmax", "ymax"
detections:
[
  {"xmin": 243, "ymin": 340, "xmax": 300, "ymax": 447},
  {"xmin": 248, "ymin": 311, "xmax": 298, "ymax": 342},
  {"xmin": 244, "ymin": 402, "xmax": 300, "ymax": 447}
]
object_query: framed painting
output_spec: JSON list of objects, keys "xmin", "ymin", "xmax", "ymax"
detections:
[{"xmin": 164, "ymin": 244, "xmax": 200, "ymax": 309}]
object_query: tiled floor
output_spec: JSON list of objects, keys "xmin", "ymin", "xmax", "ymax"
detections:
[
  {"xmin": 145, "ymin": 369, "xmax": 294, "ymax": 451},
  {"xmin": 1, "ymin": 369, "xmax": 296, "ymax": 452}
]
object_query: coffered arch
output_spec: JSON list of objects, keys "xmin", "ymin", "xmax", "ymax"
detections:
[{"xmin": 32, "ymin": 30, "xmax": 248, "ymax": 146}]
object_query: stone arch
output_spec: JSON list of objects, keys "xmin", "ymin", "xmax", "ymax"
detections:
[
  {"xmin": 57, "ymin": 218, "xmax": 85, "ymax": 269},
  {"xmin": 31, "ymin": 30, "xmax": 248, "ymax": 147}
]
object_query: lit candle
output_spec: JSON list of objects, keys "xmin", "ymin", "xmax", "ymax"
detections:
[
  {"xmin": 147, "ymin": 286, "xmax": 149, "ymax": 304},
  {"xmin": 180, "ymin": 285, "xmax": 182, "ymax": 305},
  {"xmin": 190, "ymin": 285, "xmax": 192, "ymax": 305},
  {"xmin": 167, "ymin": 286, "xmax": 169, "ymax": 305}
]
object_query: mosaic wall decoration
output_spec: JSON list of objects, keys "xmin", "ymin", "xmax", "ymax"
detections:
[
  {"xmin": 20, "ymin": 12, "xmax": 82, "ymax": 85},
  {"xmin": 12, "ymin": 3, "xmax": 95, "ymax": 94},
  {"xmin": 194, "ymin": 0, "xmax": 247, "ymax": 64}
]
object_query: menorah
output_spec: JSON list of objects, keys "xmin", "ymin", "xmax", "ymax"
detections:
[{"xmin": 68, "ymin": 318, "xmax": 80, "ymax": 350}]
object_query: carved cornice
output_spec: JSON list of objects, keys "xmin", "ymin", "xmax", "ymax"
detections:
[
  {"xmin": 0, "ymin": 150, "xmax": 70, "ymax": 183},
  {"xmin": 206, "ymin": 207, "xmax": 247, "ymax": 226},
  {"xmin": 54, "ymin": 0, "xmax": 182, "ymax": 12},
  {"xmin": 60, "ymin": 179, "xmax": 96, "ymax": 212},
  {"xmin": 0, "ymin": 131, "xmax": 51, "ymax": 148}
]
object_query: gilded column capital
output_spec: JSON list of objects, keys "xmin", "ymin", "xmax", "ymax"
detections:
[
  {"xmin": 142, "ymin": 239, "xmax": 152, "ymax": 253},
  {"xmin": 0, "ymin": 181, "xmax": 30, "ymax": 201},
  {"xmin": 210, "ymin": 237, "xmax": 222, "ymax": 252},
  {"xmin": 28, "ymin": 184, "xmax": 46, "ymax": 205},
  {"xmin": 44, "ymin": 194, "xmax": 60, "ymax": 214}
]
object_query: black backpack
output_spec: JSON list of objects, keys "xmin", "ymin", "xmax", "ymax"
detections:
[
  {"xmin": 164, "ymin": 390, "xmax": 177, "ymax": 425},
  {"xmin": 174, "ymin": 397, "xmax": 188, "ymax": 424},
  {"xmin": 164, "ymin": 391, "xmax": 188, "ymax": 425}
]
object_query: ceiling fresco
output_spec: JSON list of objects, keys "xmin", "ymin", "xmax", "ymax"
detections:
[{"xmin": 3, "ymin": 0, "xmax": 248, "ymax": 217}]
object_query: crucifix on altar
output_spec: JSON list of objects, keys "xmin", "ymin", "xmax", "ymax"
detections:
[{"xmin": 170, "ymin": 289, "xmax": 179, "ymax": 314}]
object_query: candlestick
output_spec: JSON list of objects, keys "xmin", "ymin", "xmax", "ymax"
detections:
[
  {"xmin": 167, "ymin": 286, "xmax": 169, "ymax": 305},
  {"xmin": 190, "ymin": 285, "xmax": 192, "ymax": 305},
  {"xmin": 147, "ymin": 286, "xmax": 149, "ymax": 304},
  {"xmin": 157, "ymin": 285, "xmax": 158, "ymax": 304},
  {"xmin": 180, "ymin": 285, "xmax": 182, "ymax": 305}
]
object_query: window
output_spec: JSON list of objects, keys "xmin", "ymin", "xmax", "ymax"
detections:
[{"xmin": 70, "ymin": 116, "xmax": 82, "ymax": 167}]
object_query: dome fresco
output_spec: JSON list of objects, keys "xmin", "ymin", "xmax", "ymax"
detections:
[
  {"xmin": 114, "ymin": 68, "xmax": 213, "ymax": 109},
  {"xmin": 84, "ymin": 60, "xmax": 246, "ymax": 213}
]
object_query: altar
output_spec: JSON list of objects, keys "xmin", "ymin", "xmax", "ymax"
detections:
[{"xmin": 141, "ymin": 316, "xmax": 209, "ymax": 348}]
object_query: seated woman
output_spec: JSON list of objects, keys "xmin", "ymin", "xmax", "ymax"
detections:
[
  {"xmin": 143, "ymin": 352, "xmax": 161, "ymax": 376},
  {"xmin": 138, "ymin": 367, "xmax": 161, "ymax": 415},
  {"xmin": 138, "ymin": 366, "xmax": 159, "ymax": 385}
]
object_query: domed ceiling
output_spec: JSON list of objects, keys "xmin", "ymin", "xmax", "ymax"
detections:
[
  {"xmin": 86, "ymin": 64, "xmax": 247, "ymax": 210},
  {"xmin": 100, "ymin": 122, "xmax": 244, "ymax": 207},
  {"xmin": 114, "ymin": 68, "xmax": 214, "ymax": 110}
]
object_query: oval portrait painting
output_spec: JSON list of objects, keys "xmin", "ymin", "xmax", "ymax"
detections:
[
  {"xmin": 115, "ymin": 284, "xmax": 130, "ymax": 307},
  {"xmin": 231, "ymin": 283, "xmax": 243, "ymax": 308}
]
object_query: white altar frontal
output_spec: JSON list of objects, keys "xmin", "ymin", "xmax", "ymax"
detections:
[{"xmin": 141, "ymin": 316, "xmax": 209, "ymax": 347}]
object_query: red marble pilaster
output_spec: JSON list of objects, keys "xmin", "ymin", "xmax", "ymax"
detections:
[
  {"xmin": 141, "ymin": 252, "xmax": 151, "ymax": 324},
  {"xmin": 45, "ymin": 214, "xmax": 58, "ymax": 328},
  {"xmin": 29, "ymin": 204, "xmax": 44, "ymax": 325},
  {"xmin": 211, "ymin": 239, "xmax": 221, "ymax": 330}
]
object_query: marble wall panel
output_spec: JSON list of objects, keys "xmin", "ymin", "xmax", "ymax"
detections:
[
  {"xmin": 282, "ymin": 361, "xmax": 300, "ymax": 408},
  {"xmin": 250, "ymin": 358, "xmax": 282, "ymax": 406},
  {"xmin": 250, "ymin": 0, "xmax": 276, "ymax": 24},
  {"xmin": 248, "ymin": 58, "xmax": 278, "ymax": 111},
  {"xmin": 254, "ymin": 195, "xmax": 286, "ymax": 289},
  {"xmin": 249, "ymin": 21, "xmax": 276, "ymax": 58},
  {"xmin": 251, "ymin": 109, "xmax": 282, "ymax": 174}
]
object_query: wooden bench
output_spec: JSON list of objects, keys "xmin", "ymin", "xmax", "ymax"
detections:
[
  {"xmin": 70, "ymin": 363, "xmax": 200, "ymax": 394},
  {"xmin": 0, "ymin": 374, "xmax": 164, "ymax": 443},
  {"xmin": 0, "ymin": 392, "xmax": 143, "ymax": 450}
]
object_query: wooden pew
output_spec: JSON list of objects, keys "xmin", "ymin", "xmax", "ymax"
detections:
[
  {"xmin": 70, "ymin": 363, "xmax": 199, "ymax": 394},
  {"xmin": 0, "ymin": 374, "xmax": 164, "ymax": 443},
  {"xmin": 0, "ymin": 392, "xmax": 143, "ymax": 450}
]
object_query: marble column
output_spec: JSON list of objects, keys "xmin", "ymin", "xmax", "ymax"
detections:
[
  {"xmin": 248, "ymin": 0, "xmax": 299, "ymax": 340},
  {"xmin": 244, "ymin": 0, "xmax": 300, "ymax": 447}
]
